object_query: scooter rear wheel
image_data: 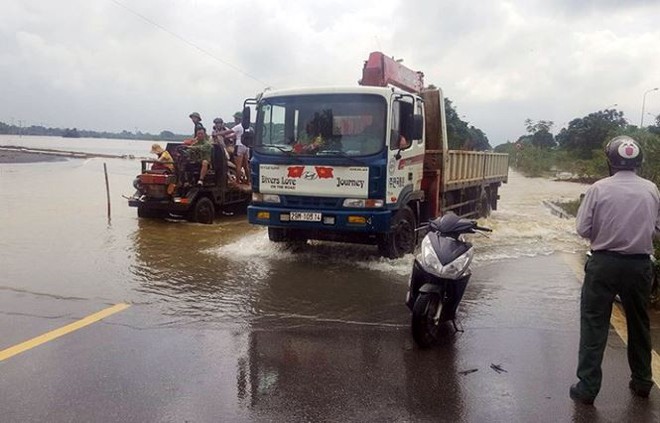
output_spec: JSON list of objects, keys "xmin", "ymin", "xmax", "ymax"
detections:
[{"xmin": 412, "ymin": 293, "xmax": 443, "ymax": 348}]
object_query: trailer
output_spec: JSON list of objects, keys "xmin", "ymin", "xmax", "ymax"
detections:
[
  {"xmin": 128, "ymin": 142, "xmax": 250, "ymax": 223},
  {"xmin": 244, "ymin": 52, "xmax": 508, "ymax": 257}
]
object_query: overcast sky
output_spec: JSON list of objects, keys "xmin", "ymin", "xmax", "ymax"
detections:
[{"xmin": 1, "ymin": 0, "xmax": 659, "ymax": 145}]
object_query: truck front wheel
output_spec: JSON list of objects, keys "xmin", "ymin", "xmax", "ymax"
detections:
[
  {"xmin": 268, "ymin": 227, "xmax": 308, "ymax": 249},
  {"xmin": 268, "ymin": 227, "xmax": 286, "ymax": 242},
  {"xmin": 188, "ymin": 197, "xmax": 215, "ymax": 224},
  {"xmin": 378, "ymin": 206, "xmax": 416, "ymax": 259}
]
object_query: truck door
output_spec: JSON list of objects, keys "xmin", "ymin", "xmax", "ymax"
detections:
[{"xmin": 387, "ymin": 97, "xmax": 423, "ymax": 205}]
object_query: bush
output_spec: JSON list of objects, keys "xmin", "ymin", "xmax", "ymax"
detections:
[{"xmin": 510, "ymin": 145, "xmax": 557, "ymax": 177}]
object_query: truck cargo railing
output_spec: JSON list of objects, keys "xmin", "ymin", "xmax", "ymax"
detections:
[{"xmin": 445, "ymin": 150, "xmax": 509, "ymax": 190}]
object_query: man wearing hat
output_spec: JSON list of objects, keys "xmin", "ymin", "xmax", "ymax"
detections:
[
  {"xmin": 189, "ymin": 112, "xmax": 205, "ymax": 138},
  {"xmin": 212, "ymin": 117, "xmax": 232, "ymax": 161},
  {"xmin": 211, "ymin": 117, "xmax": 227, "ymax": 143},
  {"xmin": 149, "ymin": 143, "xmax": 174, "ymax": 172},
  {"xmin": 218, "ymin": 111, "xmax": 249, "ymax": 183}
]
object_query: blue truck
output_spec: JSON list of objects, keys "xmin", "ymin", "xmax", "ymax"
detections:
[{"xmin": 242, "ymin": 52, "xmax": 509, "ymax": 257}]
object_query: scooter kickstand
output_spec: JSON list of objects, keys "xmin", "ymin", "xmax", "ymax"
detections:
[{"xmin": 451, "ymin": 319, "xmax": 464, "ymax": 333}]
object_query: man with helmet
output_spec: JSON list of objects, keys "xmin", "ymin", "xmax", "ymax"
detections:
[
  {"xmin": 570, "ymin": 135, "xmax": 660, "ymax": 404},
  {"xmin": 189, "ymin": 112, "xmax": 205, "ymax": 138}
]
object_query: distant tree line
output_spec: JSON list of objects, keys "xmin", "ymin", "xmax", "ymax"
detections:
[{"xmin": 0, "ymin": 121, "xmax": 187, "ymax": 142}]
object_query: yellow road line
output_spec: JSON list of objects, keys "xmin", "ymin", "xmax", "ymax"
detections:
[
  {"xmin": 0, "ymin": 303, "xmax": 130, "ymax": 362},
  {"xmin": 562, "ymin": 253, "xmax": 660, "ymax": 388}
]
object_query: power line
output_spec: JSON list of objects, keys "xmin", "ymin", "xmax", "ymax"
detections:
[{"xmin": 109, "ymin": 0, "xmax": 269, "ymax": 87}]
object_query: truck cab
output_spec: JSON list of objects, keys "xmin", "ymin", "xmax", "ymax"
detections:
[{"xmin": 247, "ymin": 86, "xmax": 426, "ymax": 257}]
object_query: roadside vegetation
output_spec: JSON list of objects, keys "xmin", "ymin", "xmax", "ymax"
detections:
[{"xmin": 494, "ymin": 110, "xmax": 660, "ymax": 185}]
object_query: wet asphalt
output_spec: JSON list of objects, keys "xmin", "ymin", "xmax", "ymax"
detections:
[{"xmin": 1, "ymin": 251, "xmax": 658, "ymax": 422}]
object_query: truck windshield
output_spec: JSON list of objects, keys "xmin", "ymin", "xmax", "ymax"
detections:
[{"xmin": 255, "ymin": 94, "xmax": 386, "ymax": 157}]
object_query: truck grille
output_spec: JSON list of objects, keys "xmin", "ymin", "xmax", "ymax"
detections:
[{"xmin": 283, "ymin": 196, "xmax": 341, "ymax": 209}]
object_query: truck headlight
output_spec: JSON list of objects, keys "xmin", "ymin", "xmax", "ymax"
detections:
[
  {"xmin": 252, "ymin": 193, "xmax": 281, "ymax": 203},
  {"xmin": 342, "ymin": 198, "xmax": 384, "ymax": 208}
]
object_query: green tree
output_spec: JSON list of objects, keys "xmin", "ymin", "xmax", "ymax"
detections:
[
  {"xmin": 443, "ymin": 98, "xmax": 491, "ymax": 150},
  {"xmin": 159, "ymin": 130, "xmax": 176, "ymax": 140},
  {"xmin": 466, "ymin": 126, "xmax": 492, "ymax": 151},
  {"xmin": 555, "ymin": 109, "xmax": 627, "ymax": 159},
  {"xmin": 648, "ymin": 114, "xmax": 660, "ymax": 136},
  {"xmin": 524, "ymin": 119, "xmax": 553, "ymax": 134},
  {"xmin": 524, "ymin": 119, "xmax": 556, "ymax": 149}
]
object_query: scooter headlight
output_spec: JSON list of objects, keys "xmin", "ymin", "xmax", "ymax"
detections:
[
  {"xmin": 419, "ymin": 236, "xmax": 444, "ymax": 276},
  {"xmin": 418, "ymin": 236, "xmax": 474, "ymax": 280}
]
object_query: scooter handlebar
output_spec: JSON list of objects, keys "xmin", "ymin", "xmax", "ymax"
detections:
[{"xmin": 474, "ymin": 225, "xmax": 493, "ymax": 232}]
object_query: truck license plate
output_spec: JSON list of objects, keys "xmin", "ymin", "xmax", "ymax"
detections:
[{"xmin": 290, "ymin": 212, "xmax": 322, "ymax": 222}]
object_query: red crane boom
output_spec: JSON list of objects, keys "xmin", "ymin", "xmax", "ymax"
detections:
[{"xmin": 359, "ymin": 51, "xmax": 425, "ymax": 94}]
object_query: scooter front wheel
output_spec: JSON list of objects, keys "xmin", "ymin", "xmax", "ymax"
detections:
[{"xmin": 411, "ymin": 293, "xmax": 443, "ymax": 348}]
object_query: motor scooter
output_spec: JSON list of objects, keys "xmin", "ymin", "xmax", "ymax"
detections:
[{"xmin": 405, "ymin": 212, "xmax": 491, "ymax": 347}]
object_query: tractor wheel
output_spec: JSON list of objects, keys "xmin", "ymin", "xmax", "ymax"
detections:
[{"xmin": 188, "ymin": 197, "xmax": 215, "ymax": 224}]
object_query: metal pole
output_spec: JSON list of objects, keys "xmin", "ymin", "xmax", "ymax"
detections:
[
  {"xmin": 641, "ymin": 87, "xmax": 658, "ymax": 127},
  {"xmin": 104, "ymin": 163, "xmax": 111, "ymax": 223}
]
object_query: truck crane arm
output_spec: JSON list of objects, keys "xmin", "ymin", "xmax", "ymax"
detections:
[{"xmin": 359, "ymin": 51, "xmax": 425, "ymax": 94}]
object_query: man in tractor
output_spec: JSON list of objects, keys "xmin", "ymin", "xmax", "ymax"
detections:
[{"xmin": 180, "ymin": 128, "xmax": 213, "ymax": 186}]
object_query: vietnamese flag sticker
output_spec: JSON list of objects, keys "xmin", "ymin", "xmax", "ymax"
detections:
[
  {"xmin": 315, "ymin": 166, "xmax": 334, "ymax": 179},
  {"xmin": 287, "ymin": 166, "xmax": 305, "ymax": 178}
]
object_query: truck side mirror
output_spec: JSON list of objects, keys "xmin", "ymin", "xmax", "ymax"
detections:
[
  {"xmin": 241, "ymin": 106, "xmax": 251, "ymax": 130},
  {"xmin": 412, "ymin": 114, "xmax": 423, "ymax": 140}
]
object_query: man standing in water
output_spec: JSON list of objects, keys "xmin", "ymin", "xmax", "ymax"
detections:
[{"xmin": 571, "ymin": 135, "xmax": 660, "ymax": 404}]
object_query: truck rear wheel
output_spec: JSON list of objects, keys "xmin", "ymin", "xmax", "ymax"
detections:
[
  {"xmin": 378, "ymin": 206, "xmax": 416, "ymax": 259},
  {"xmin": 188, "ymin": 197, "xmax": 215, "ymax": 224},
  {"xmin": 477, "ymin": 190, "xmax": 491, "ymax": 218}
]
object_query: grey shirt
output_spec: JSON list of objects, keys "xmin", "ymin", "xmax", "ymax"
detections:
[{"xmin": 576, "ymin": 170, "xmax": 660, "ymax": 255}]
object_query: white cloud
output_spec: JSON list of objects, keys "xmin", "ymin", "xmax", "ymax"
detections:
[{"xmin": 0, "ymin": 0, "xmax": 659, "ymax": 144}]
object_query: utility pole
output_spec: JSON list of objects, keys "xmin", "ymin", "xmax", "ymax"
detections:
[{"xmin": 640, "ymin": 87, "xmax": 658, "ymax": 127}]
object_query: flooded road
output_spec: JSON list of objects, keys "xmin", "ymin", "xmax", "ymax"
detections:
[
  {"xmin": 1, "ymin": 137, "xmax": 658, "ymax": 421},
  {"xmin": 0, "ymin": 148, "xmax": 588, "ymax": 329}
]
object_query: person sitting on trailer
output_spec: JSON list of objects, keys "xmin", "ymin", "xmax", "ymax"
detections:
[
  {"xmin": 211, "ymin": 117, "xmax": 232, "ymax": 161},
  {"xmin": 183, "ymin": 128, "xmax": 213, "ymax": 186},
  {"xmin": 189, "ymin": 112, "xmax": 205, "ymax": 137},
  {"xmin": 149, "ymin": 143, "xmax": 174, "ymax": 172},
  {"xmin": 218, "ymin": 112, "xmax": 249, "ymax": 183}
]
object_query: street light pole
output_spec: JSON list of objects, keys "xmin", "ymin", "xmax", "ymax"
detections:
[{"xmin": 640, "ymin": 87, "xmax": 659, "ymax": 127}]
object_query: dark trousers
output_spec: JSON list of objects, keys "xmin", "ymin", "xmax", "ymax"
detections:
[{"xmin": 577, "ymin": 252, "xmax": 654, "ymax": 396}]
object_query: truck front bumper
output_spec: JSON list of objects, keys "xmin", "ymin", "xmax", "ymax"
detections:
[{"xmin": 248, "ymin": 205, "xmax": 392, "ymax": 233}]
